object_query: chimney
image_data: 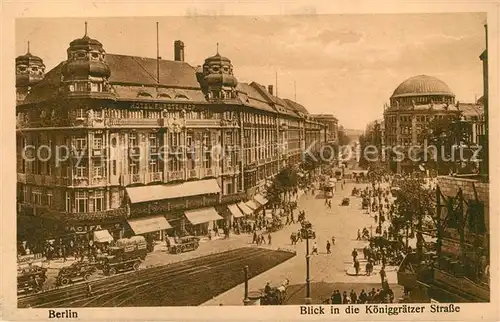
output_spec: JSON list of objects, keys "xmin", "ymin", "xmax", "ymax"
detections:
[
  {"xmin": 174, "ymin": 40, "xmax": 185, "ymax": 62},
  {"xmin": 268, "ymin": 85, "xmax": 274, "ymax": 95}
]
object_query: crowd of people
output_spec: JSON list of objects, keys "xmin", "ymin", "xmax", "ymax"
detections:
[{"xmin": 325, "ymin": 287, "xmax": 395, "ymax": 304}]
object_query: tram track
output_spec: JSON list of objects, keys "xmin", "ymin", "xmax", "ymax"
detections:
[
  {"xmin": 18, "ymin": 247, "xmax": 254, "ymax": 308},
  {"xmin": 19, "ymin": 247, "xmax": 295, "ymax": 308}
]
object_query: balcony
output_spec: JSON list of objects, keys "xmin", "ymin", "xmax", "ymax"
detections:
[
  {"xmin": 129, "ymin": 146, "xmax": 141, "ymax": 156},
  {"xmin": 120, "ymin": 174, "xmax": 145, "ymax": 186},
  {"xmin": 168, "ymin": 170, "xmax": 184, "ymax": 181},
  {"xmin": 92, "ymin": 148, "xmax": 105, "ymax": 157},
  {"xmin": 91, "ymin": 176, "xmax": 107, "ymax": 186},
  {"xmin": 185, "ymin": 119, "xmax": 221, "ymax": 128},
  {"xmin": 72, "ymin": 177, "xmax": 90, "ymax": 187},
  {"xmin": 202, "ymin": 167, "xmax": 215, "ymax": 178},
  {"xmin": 149, "ymin": 172, "xmax": 163, "ymax": 183},
  {"xmin": 108, "ymin": 118, "xmax": 160, "ymax": 128},
  {"xmin": 223, "ymin": 166, "xmax": 238, "ymax": 175},
  {"xmin": 187, "ymin": 169, "xmax": 199, "ymax": 180}
]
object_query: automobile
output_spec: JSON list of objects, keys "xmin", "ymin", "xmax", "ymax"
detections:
[
  {"xmin": 17, "ymin": 265, "xmax": 47, "ymax": 294},
  {"xmin": 56, "ymin": 261, "xmax": 98, "ymax": 286},
  {"xmin": 168, "ymin": 236, "xmax": 200, "ymax": 254}
]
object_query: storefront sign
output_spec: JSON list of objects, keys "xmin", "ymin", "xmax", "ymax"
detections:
[
  {"xmin": 66, "ymin": 223, "xmax": 123, "ymax": 233},
  {"xmin": 17, "ymin": 253, "xmax": 45, "ymax": 264}
]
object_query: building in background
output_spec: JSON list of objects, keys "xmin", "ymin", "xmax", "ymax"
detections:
[
  {"xmin": 15, "ymin": 31, "xmax": 330, "ymax": 245},
  {"xmin": 311, "ymin": 114, "xmax": 338, "ymax": 144},
  {"xmin": 383, "ymin": 75, "xmax": 461, "ymax": 173}
]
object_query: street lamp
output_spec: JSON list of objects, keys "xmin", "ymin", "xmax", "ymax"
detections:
[{"xmin": 303, "ymin": 229, "xmax": 314, "ymax": 304}]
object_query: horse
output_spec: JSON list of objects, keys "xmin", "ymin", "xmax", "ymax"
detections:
[{"xmin": 262, "ymin": 279, "xmax": 290, "ymax": 305}]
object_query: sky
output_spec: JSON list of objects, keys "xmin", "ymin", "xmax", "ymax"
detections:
[{"xmin": 16, "ymin": 13, "xmax": 486, "ymax": 130}]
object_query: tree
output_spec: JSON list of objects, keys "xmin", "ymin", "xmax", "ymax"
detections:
[
  {"xmin": 338, "ymin": 126, "xmax": 351, "ymax": 146},
  {"xmin": 421, "ymin": 114, "xmax": 473, "ymax": 175},
  {"xmin": 265, "ymin": 165, "xmax": 299, "ymax": 205}
]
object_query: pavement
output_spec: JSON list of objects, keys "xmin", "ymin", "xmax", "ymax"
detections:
[{"xmin": 202, "ymin": 181, "xmax": 403, "ymax": 306}]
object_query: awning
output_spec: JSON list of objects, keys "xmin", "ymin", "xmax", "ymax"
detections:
[
  {"xmin": 126, "ymin": 178, "xmax": 221, "ymax": 203},
  {"xmin": 127, "ymin": 215, "xmax": 172, "ymax": 235},
  {"xmin": 185, "ymin": 207, "xmax": 223, "ymax": 225},
  {"xmin": 227, "ymin": 204, "xmax": 244, "ymax": 218},
  {"xmin": 237, "ymin": 202, "xmax": 253, "ymax": 216},
  {"xmin": 254, "ymin": 193, "xmax": 268, "ymax": 206},
  {"xmin": 246, "ymin": 200, "xmax": 261, "ymax": 210},
  {"xmin": 93, "ymin": 230, "xmax": 114, "ymax": 243}
]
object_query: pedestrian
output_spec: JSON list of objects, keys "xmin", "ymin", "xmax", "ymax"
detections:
[
  {"xmin": 268, "ymin": 234, "xmax": 272, "ymax": 245},
  {"xmin": 342, "ymin": 291, "xmax": 348, "ymax": 304},
  {"xmin": 366, "ymin": 260, "xmax": 373, "ymax": 276},
  {"xmin": 359, "ymin": 289, "xmax": 367, "ymax": 303},
  {"xmin": 351, "ymin": 248, "xmax": 358, "ymax": 262},
  {"xmin": 326, "ymin": 240, "xmax": 331, "ymax": 254},
  {"xmin": 379, "ymin": 265, "xmax": 387, "ymax": 285},
  {"xmin": 261, "ymin": 235, "xmax": 266, "ymax": 245},
  {"xmin": 350, "ymin": 289, "xmax": 357, "ymax": 304},
  {"xmin": 311, "ymin": 241, "xmax": 318, "ymax": 255},
  {"xmin": 354, "ymin": 259, "xmax": 360, "ymax": 276},
  {"xmin": 331, "ymin": 236, "xmax": 335, "ymax": 246},
  {"xmin": 86, "ymin": 282, "xmax": 93, "ymax": 297},
  {"xmin": 253, "ymin": 231, "xmax": 258, "ymax": 244},
  {"xmin": 357, "ymin": 229, "xmax": 361, "ymax": 240}
]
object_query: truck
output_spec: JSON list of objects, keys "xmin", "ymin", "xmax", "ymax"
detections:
[{"xmin": 101, "ymin": 236, "xmax": 147, "ymax": 276}]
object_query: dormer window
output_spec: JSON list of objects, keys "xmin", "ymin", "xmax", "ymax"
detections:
[
  {"xmin": 18, "ymin": 66, "xmax": 27, "ymax": 72},
  {"xmin": 32, "ymin": 67, "xmax": 38, "ymax": 72},
  {"xmin": 175, "ymin": 94, "xmax": 189, "ymax": 100},
  {"xmin": 137, "ymin": 91, "xmax": 153, "ymax": 98},
  {"xmin": 76, "ymin": 52, "xmax": 87, "ymax": 59},
  {"xmin": 91, "ymin": 52, "xmax": 99, "ymax": 60},
  {"xmin": 157, "ymin": 93, "xmax": 171, "ymax": 99},
  {"xmin": 212, "ymin": 66, "xmax": 220, "ymax": 73}
]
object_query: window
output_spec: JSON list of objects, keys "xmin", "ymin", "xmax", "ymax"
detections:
[
  {"xmin": 112, "ymin": 160, "xmax": 117, "ymax": 176},
  {"xmin": 94, "ymin": 109, "xmax": 103, "ymax": 118},
  {"xmin": 204, "ymin": 151, "xmax": 212, "ymax": 169},
  {"xmin": 76, "ymin": 82, "xmax": 88, "ymax": 92},
  {"xmin": 149, "ymin": 133, "xmax": 158, "ymax": 148},
  {"xmin": 75, "ymin": 160, "xmax": 88, "ymax": 177},
  {"xmin": 94, "ymin": 135, "xmax": 103, "ymax": 149},
  {"xmin": 94, "ymin": 159, "xmax": 103, "ymax": 177},
  {"xmin": 90, "ymin": 83, "xmax": 99, "ymax": 92},
  {"xmin": 23, "ymin": 186, "xmax": 29, "ymax": 203},
  {"xmin": 186, "ymin": 134, "xmax": 193, "ymax": 147},
  {"xmin": 93, "ymin": 190, "xmax": 105, "ymax": 212},
  {"xmin": 129, "ymin": 160, "xmax": 139, "ymax": 174},
  {"xmin": 65, "ymin": 191, "xmax": 72, "ymax": 212},
  {"xmin": 47, "ymin": 190, "xmax": 53, "ymax": 206},
  {"xmin": 32, "ymin": 190, "xmax": 42, "ymax": 205},
  {"xmin": 170, "ymin": 132, "xmax": 181, "ymax": 147},
  {"xmin": 75, "ymin": 191, "xmax": 88, "ymax": 213},
  {"xmin": 75, "ymin": 137, "xmax": 87, "ymax": 150},
  {"xmin": 129, "ymin": 133, "xmax": 138, "ymax": 147},
  {"xmin": 76, "ymin": 108, "xmax": 86, "ymax": 119},
  {"xmin": 202, "ymin": 132, "xmax": 210, "ymax": 147},
  {"xmin": 169, "ymin": 158, "xmax": 182, "ymax": 172},
  {"xmin": 149, "ymin": 159, "xmax": 159, "ymax": 173}
]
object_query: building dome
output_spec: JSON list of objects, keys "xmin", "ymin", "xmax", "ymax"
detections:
[
  {"xmin": 391, "ymin": 75, "xmax": 454, "ymax": 98},
  {"xmin": 62, "ymin": 34, "xmax": 111, "ymax": 80},
  {"xmin": 16, "ymin": 50, "xmax": 46, "ymax": 88},
  {"xmin": 202, "ymin": 52, "xmax": 238, "ymax": 88}
]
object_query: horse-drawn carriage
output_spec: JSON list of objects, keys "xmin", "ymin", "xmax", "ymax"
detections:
[
  {"xmin": 261, "ymin": 279, "xmax": 290, "ymax": 305},
  {"xmin": 17, "ymin": 265, "xmax": 47, "ymax": 294},
  {"xmin": 168, "ymin": 236, "xmax": 200, "ymax": 254}
]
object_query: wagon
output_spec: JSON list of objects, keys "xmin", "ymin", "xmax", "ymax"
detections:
[
  {"xmin": 56, "ymin": 261, "xmax": 98, "ymax": 286},
  {"xmin": 168, "ymin": 236, "xmax": 200, "ymax": 254}
]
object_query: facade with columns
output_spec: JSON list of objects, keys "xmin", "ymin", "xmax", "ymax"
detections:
[{"xmin": 16, "ymin": 32, "xmax": 332, "ymax": 241}]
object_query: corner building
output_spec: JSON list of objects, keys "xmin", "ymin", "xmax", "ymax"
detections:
[{"xmin": 16, "ymin": 33, "xmax": 331, "ymax": 244}]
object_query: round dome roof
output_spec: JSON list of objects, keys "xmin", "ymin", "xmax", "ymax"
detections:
[
  {"xmin": 391, "ymin": 75, "xmax": 454, "ymax": 98},
  {"xmin": 69, "ymin": 35, "xmax": 103, "ymax": 49},
  {"xmin": 16, "ymin": 52, "xmax": 44, "ymax": 65},
  {"xmin": 62, "ymin": 60, "xmax": 111, "ymax": 79},
  {"xmin": 204, "ymin": 53, "xmax": 231, "ymax": 63}
]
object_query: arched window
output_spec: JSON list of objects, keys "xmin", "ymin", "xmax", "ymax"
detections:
[{"xmin": 137, "ymin": 91, "xmax": 153, "ymax": 98}]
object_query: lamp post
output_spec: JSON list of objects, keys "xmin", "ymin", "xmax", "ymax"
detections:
[
  {"xmin": 305, "ymin": 231, "xmax": 312, "ymax": 304},
  {"xmin": 243, "ymin": 265, "xmax": 250, "ymax": 305}
]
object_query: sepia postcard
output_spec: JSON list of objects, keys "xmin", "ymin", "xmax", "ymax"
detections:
[{"xmin": 1, "ymin": 1, "xmax": 499, "ymax": 321}]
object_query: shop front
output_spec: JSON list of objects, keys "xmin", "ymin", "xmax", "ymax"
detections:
[
  {"xmin": 126, "ymin": 215, "xmax": 172, "ymax": 243},
  {"xmin": 184, "ymin": 207, "xmax": 224, "ymax": 236},
  {"xmin": 237, "ymin": 201, "xmax": 253, "ymax": 217}
]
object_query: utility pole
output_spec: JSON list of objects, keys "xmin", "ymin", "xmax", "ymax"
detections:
[{"xmin": 243, "ymin": 265, "xmax": 250, "ymax": 305}]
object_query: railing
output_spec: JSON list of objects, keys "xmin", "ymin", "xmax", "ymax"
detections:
[
  {"xmin": 434, "ymin": 268, "xmax": 489, "ymax": 301},
  {"xmin": 131, "ymin": 174, "xmax": 143, "ymax": 184},
  {"xmin": 168, "ymin": 170, "xmax": 184, "ymax": 181},
  {"xmin": 149, "ymin": 172, "xmax": 163, "ymax": 183},
  {"xmin": 204, "ymin": 168, "xmax": 214, "ymax": 177},
  {"xmin": 108, "ymin": 118, "xmax": 160, "ymax": 127},
  {"xmin": 188, "ymin": 169, "xmax": 199, "ymax": 179},
  {"xmin": 72, "ymin": 177, "xmax": 89, "ymax": 187},
  {"xmin": 185, "ymin": 119, "xmax": 221, "ymax": 128},
  {"xmin": 91, "ymin": 176, "xmax": 107, "ymax": 186}
]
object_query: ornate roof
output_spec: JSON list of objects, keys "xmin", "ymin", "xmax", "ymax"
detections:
[{"xmin": 391, "ymin": 75, "xmax": 454, "ymax": 98}]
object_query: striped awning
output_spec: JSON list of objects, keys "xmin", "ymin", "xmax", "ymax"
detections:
[
  {"xmin": 127, "ymin": 215, "xmax": 172, "ymax": 235},
  {"xmin": 227, "ymin": 204, "xmax": 244, "ymax": 218},
  {"xmin": 253, "ymin": 193, "xmax": 268, "ymax": 206},
  {"xmin": 246, "ymin": 199, "xmax": 261, "ymax": 210},
  {"xmin": 184, "ymin": 207, "xmax": 223, "ymax": 225},
  {"xmin": 237, "ymin": 202, "xmax": 253, "ymax": 216}
]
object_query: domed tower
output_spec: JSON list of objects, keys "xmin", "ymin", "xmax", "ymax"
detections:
[
  {"xmin": 16, "ymin": 42, "xmax": 46, "ymax": 103},
  {"xmin": 61, "ymin": 22, "xmax": 113, "ymax": 98},
  {"xmin": 390, "ymin": 75, "xmax": 455, "ymax": 108},
  {"xmin": 201, "ymin": 44, "xmax": 238, "ymax": 100}
]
